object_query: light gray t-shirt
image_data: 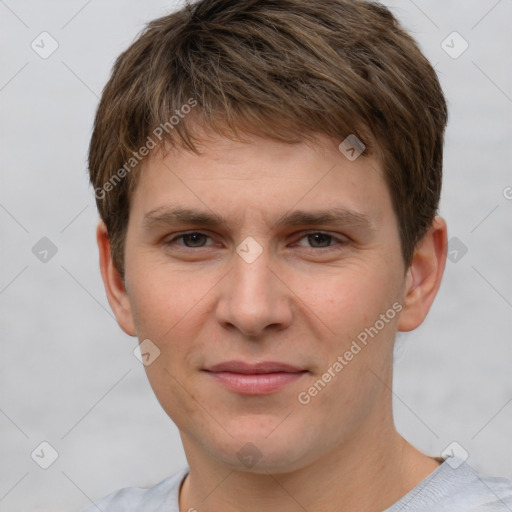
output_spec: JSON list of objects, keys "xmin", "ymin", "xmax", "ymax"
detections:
[{"xmin": 81, "ymin": 456, "xmax": 512, "ymax": 511}]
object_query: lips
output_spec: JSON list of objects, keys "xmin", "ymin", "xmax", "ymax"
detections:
[
  {"xmin": 204, "ymin": 360, "xmax": 307, "ymax": 395},
  {"xmin": 205, "ymin": 360, "xmax": 305, "ymax": 374}
]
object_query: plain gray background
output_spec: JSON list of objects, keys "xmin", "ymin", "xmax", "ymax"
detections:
[{"xmin": 1, "ymin": 0, "xmax": 511, "ymax": 511}]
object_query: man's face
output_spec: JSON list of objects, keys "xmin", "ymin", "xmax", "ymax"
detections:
[{"xmin": 121, "ymin": 129, "xmax": 408, "ymax": 472}]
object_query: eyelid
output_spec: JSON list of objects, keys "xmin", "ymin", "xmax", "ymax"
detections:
[
  {"xmin": 166, "ymin": 230, "xmax": 349, "ymax": 249},
  {"xmin": 292, "ymin": 230, "xmax": 349, "ymax": 249},
  {"xmin": 167, "ymin": 230, "xmax": 216, "ymax": 246}
]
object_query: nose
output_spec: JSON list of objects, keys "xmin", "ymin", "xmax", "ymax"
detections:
[{"xmin": 215, "ymin": 247, "xmax": 293, "ymax": 339}]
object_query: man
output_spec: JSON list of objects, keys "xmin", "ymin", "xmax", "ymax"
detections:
[{"xmin": 83, "ymin": 0, "xmax": 512, "ymax": 510}]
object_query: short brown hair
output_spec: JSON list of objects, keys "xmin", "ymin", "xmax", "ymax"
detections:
[{"xmin": 89, "ymin": 0, "xmax": 448, "ymax": 276}]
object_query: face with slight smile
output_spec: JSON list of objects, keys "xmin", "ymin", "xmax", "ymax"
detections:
[{"xmin": 102, "ymin": 128, "xmax": 430, "ymax": 473}]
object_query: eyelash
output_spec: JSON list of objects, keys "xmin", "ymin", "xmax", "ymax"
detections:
[{"xmin": 165, "ymin": 231, "xmax": 348, "ymax": 251}]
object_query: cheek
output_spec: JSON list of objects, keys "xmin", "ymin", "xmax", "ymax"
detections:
[
  {"xmin": 285, "ymin": 261, "xmax": 397, "ymax": 333},
  {"xmin": 127, "ymin": 266, "xmax": 206, "ymax": 417},
  {"xmin": 126, "ymin": 261, "xmax": 215, "ymax": 388},
  {"xmin": 126, "ymin": 261, "xmax": 208, "ymax": 338}
]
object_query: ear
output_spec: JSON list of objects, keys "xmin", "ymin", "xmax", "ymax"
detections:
[
  {"xmin": 397, "ymin": 216, "xmax": 448, "ymax": 332},
  {"xmin": 96, "ymin": 221, "xmax": 136, "ymax": 336}
]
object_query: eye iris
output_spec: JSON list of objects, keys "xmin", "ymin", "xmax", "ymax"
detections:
[
  {"xmin": 308, "ymin": 233, "xmax": 331, "ymax": 247},
  {"xmin": 179, "ymin": 233, "xmax": 334, "ymax": 248},
  {"xmin": 183, "ymin": 233, "xmax": 207, "ymax": 247}
]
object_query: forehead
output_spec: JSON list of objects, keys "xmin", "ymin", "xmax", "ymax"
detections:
[{"xmin": 130, "ymin": 130, "xmax": 394, "ymax": 232}]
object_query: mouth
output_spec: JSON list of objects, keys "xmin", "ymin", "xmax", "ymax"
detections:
[{"xmin": 203, "ymin": 360, "xmax": 308, "ymax": 395}]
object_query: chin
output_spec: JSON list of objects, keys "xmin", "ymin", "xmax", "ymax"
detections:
[{"xmin": 207, "ymin": 421, "xmax": 316, "ymax": 474}]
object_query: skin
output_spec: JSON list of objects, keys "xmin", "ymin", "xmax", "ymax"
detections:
[{"xmin": 98, "ymin": 126, "xmax": 448, "ymax": 512}]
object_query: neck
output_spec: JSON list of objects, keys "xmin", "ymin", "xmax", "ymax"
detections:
[{"xmin": 178, "ymin": 416, "xmax": 441, "ymax": 512}]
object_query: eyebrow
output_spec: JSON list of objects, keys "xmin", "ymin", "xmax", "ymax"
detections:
[{"xmin": 142, "ymin": 205, "xmax": 375, "ymax": 232}]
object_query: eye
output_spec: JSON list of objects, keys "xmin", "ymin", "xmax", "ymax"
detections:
[
  {"xmin": 294, "ymin": 232, "xmax": 348, "ymax": 249},
  {"xmin": 164, "ymin": 230, "xmax": 348, "ymax": 252},
  {"xmin": 167, "ymin": 231, "xmax": 213, "ymax": 248}
]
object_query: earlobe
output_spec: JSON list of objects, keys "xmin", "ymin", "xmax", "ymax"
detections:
[
  {"xmin": 96, "ymin": 221, "xmax": 136, "ymax": 336},
  {"xmin": 397, "ymin": 217, "xmax": 448, "ymax": 332}
]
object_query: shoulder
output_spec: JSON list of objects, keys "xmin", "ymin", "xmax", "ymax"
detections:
[
  {"xmin": 80, "ymin": 467, "xmax": 189, "ymax": 512},
  {"xmin": 391, "ymin": 457, "xmax": 512, "ymax": 512},
  {"xmin": 448, "ymin": 464, "xmax": 512, "ymax": 511}
]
